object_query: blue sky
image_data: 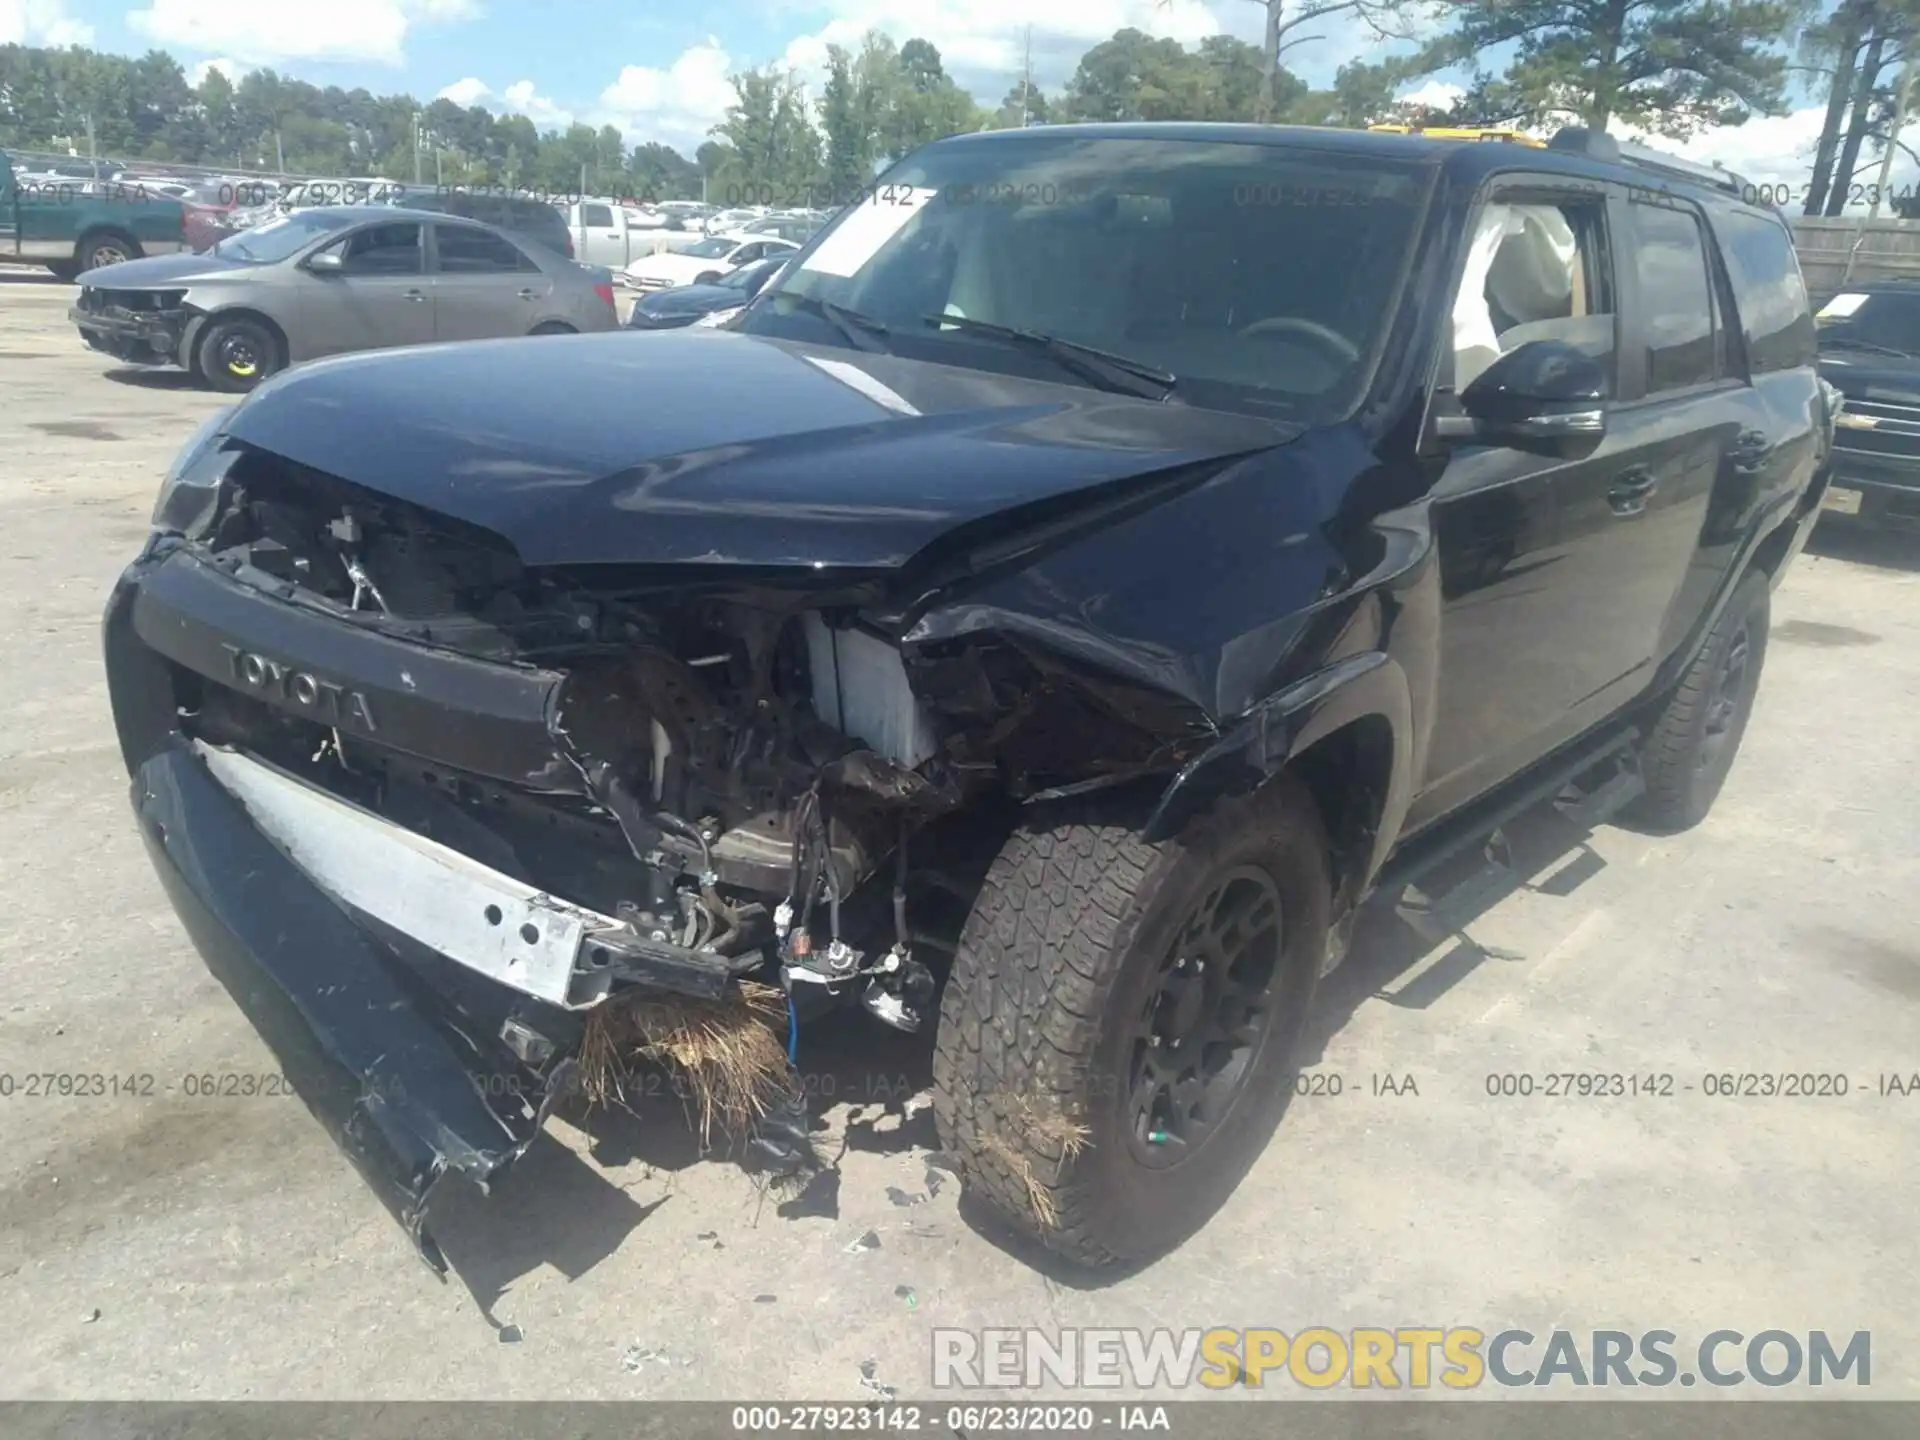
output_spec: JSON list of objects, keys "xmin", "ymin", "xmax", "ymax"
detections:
[
  {"xmin": 2, "ymin": 0, "xmax": 1891, "ymax": 196},
  {"xmin": 6, "ymin": 0, "xmax": 1437, "ymax": 149}
]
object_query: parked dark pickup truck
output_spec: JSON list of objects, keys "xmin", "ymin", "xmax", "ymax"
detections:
[
  {"xmin": 105, "ymin": 121, "xmax": 1833, "ymax": 1274},
  {"xmin": 1812, "ymin": 280, "xmax": 1920, "ymax": 529},
  {"xmin": 3, "ymin": 149, "xmax": 190, "ymax": 279}
]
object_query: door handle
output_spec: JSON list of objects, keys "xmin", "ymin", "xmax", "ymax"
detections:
[
  {"xmin": 1608, "ymin": 468, "xmax": 1658, "ymax": 517},
  {"xmin": 517, "ymin": 288, "xmax": 537, "ymax": 300},
  {"xmin": 402, "ymin": 288, "xmax": 425, "ymax": 302},
  {"xmin": 1729, "ymin": 428, "xmax": 1772, "ymax": 475}
]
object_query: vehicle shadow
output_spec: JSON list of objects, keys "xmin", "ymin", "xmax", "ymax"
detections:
[
  {"xmin": 429, "ymin": 996, "xmax": 941, "ymax": 1322},
  {"xmin": 101, "ymin": 366, "xmax": 202, "ymax": 391},
  {"xmin": 1804, "ymin": 518, "xmax": 1920, "ymax": 574},
  {"xmin": 0, "ymin": 268, "xmax": 64, "ymax": 285},
  {"xmin": 429, "ymin": 1131, "xmax": 673, "ymax": 1331}
]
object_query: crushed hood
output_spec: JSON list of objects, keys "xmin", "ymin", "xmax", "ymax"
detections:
[{"xmin": 220, "ymin": 330, "xmax": 1294, "ymax": 570}]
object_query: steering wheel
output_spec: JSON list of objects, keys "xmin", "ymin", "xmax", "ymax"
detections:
[{"xmin": 1237, "ymin": 316, "xmax": 1362, "ymax": 367}]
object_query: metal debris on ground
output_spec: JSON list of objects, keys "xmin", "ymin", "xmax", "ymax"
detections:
[
  {"xmin": 894, "ymin": 1284, "xmax": 917, "ymax": 1308},
  {"xmin": 844, "ymin": 1228, "xmax": 882, "ymax": 1253},
  {"xmin": 754, "ymin": 1294, "xmax": 777, "ymax": 1304},
  {"xmin": 858, "ymin": 1359, "xmax": 897, "ymax": 1401},
  {"xmin": 621, "ymin": 1343, "xmax": 677, "ymax": 1372},
  {"xmin": 498, "ymin": 1324, "xmax": 523, "ymax": 1344},
  {"xmin": 884, "ymin": 1185, "xmax": 926, "ymax": 1207}
]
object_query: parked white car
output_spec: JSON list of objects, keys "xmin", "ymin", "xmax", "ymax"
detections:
[{"xmin": 621, "ymin": 233, "xmax": 798, "ymax": 292}]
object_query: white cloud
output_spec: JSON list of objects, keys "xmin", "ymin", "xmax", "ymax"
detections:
[
  {"xmin": 125, "ymin": 0, "xmax": 479, "ymax": 66},
  {"xmin": 776, "ymin": 0, "xmax": 1226, "ymax": 100},
  {"xmin": 595, "ymin": 41, "xmax": 738, "ymax": 151},
  {"xmin": 437, "ymin": 76, "xmax": 493, "ymax": 107},
  {"xmin": 1616, "ymin": 107, "xmax": 1919, "ymax": 211},
  {"xmin": 433, "ymin": 76, "xmax": 575, "ymax": 129},
  {"xmin": 1, "ymin": 0, "xmax": 95, "ymax": 45},
  {"xmin": 502, "ymin": 79, "xmax": 574, "ymax": 131},
  {"xmin": 1399, "ymin": 80, "xmax": 1465, "ymax": 112},
  {"xmin": 187, "ymin": 56, "xmax": 250, "ymax": 86}
]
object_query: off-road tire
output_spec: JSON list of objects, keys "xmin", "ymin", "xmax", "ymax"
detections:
[
  {"xmin": 78, "ymin": 231, "xmax": 140, "ymax": 272},
  {"xmin": 196, "ymin": 316, "xmax": 281, "ymax": 394},
  {"xmin": 932, "ymin": 778, "xmax": 1330, "ymax": 1267},
  {"xmin": 1627, "ymin": 568, "xmax": 1771, "ymax": 833},
  {"xmin": 530, "ymin": 321, "xmax": 576, "ymax": 335}
]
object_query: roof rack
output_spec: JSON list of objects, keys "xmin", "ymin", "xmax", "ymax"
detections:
[
  {"xmin": 1548, "ymin": 125, "xmax": 1748, "ymax": 198},
  {"xmin": 1368, "ymin": 123, "xmax": 1547, "ymax": 148}
]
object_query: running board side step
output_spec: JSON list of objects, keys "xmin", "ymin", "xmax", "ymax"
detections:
[{"xmin": 1376, "ymin": 730, "xmax": 1645, "ymax": 959}]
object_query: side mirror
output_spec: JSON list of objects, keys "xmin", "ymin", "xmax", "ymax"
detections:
[
  {"xmin": 306, "ymin": 250, "xmax": 344, "ymax": 274},
  {"xmin": 1435, "ymin": 339, "xmax": 1609, "ymax": 459}
]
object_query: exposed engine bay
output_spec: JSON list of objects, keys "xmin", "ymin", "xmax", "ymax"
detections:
[{"xmin": 168, "ymin": 450, "xmax": 1211, "ymax": 1070}]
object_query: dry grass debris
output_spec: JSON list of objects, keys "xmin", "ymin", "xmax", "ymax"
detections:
[{"xmin": 580, "ymin": 981, "xmax": 793, "ymax": 1151}]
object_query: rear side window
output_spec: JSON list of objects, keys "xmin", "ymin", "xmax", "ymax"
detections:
[
  {"xmin": 1628, "ymin": 202, "xmax": 1720, "ymax": 392},
  {"xmin": 435, "ymin": 224, "xmax": 537, "ymax": 274},
  {"xmin": 1714, "ymin": 210, "xmax": 1815, "ymax": 372},
  {"xmin": 580, "ymin": 203, "xmax": 614, "ymax": 227}
]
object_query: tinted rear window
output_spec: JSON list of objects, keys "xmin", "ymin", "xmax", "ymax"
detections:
[{"xmin": 1713, "ymin": 210, "xmax": 1815, "ymax": 373}]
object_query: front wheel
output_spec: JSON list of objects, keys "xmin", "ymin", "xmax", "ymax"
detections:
[
  {"xmin": 932, "ymin": 780, "xmax": 1329, "ymax": 1267},
  {"xmin": 694, "ymin": 270, "xmax": 721, "ymax": 285},
  {"xmin": 1626, "ymin": 568, "xmax": 1771, "ymax": 833},
  {"xmin": 529, "ymin": 321, "xmax": 575, "ymax": 335},
  {"xmin": 196, "ymin": 316, "xmax": 281, "ymax": 394}
]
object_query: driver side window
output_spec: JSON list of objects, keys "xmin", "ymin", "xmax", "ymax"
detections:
[
  {"xmin": 1449, "ymin": 197, "xmax": 1615, "ymax": 394},
  {"xmin": 319, "ymin": 222, "xmax": 423, "ymax": 277}
]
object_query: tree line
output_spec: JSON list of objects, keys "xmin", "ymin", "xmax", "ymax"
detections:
[{"xmin": 3, "ymin": 3, "xmax": 1918, "ymax": 217}]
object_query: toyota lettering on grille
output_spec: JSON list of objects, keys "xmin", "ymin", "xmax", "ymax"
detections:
[{"xmin": 220, "ymin": 643, "xmax": 377, "ymax": 732}]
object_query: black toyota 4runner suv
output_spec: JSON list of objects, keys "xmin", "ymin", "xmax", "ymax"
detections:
[{"xmin": 104, "ymin": 122, "xmax": 1832, "ymax": 1272}]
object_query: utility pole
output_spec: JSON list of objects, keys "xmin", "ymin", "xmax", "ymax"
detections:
[
  {"xmin": 1843, "ymin": 59, "xmax": 1916, "ymax": 286},
  {"xmin": 85, "ymin": 112, "xmax": 96, "ymax": 176},
  {"xmin": 1021, "ymin": 26, "xmax": 1032, "ymax": 126},
  {"xmin": 414, "ymin": 115, "xmax": 424, "ymax": 184},
  {"xmin": 1868, "ymin": 61, "xmax": 1914, "ymax": 220},
  {"xmin": 274, "ymin": 128, "xmax": 285, "ymax": 174}
]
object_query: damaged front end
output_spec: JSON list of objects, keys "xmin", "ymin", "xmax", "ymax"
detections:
[
  {"xmin": 71, "ymin": 286, "xmax": 191, "ymax": 367},
  {"xmin": 109, "ymin": 432, "xmax": 1225, "ymax": 1266}
]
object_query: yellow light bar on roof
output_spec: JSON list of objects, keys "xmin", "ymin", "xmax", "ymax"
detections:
[{"xmin": 1367, "ymin": 124, "xmax": 1548, "ymax": 148}]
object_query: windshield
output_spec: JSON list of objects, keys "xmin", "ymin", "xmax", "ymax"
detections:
[
  {"xmin": 211, "ymin": 209, "xmax": 360, "ymax": 263},
  {"xmin": 683, "ymin": 236, "xmax": 736, "ymax": 258},
  {"xmin": 1815, "ymin": 290, "xmax": 1920, "ymax": 357},
  {"xmin": 740, "ymin": 134, "xmax": 1431, "ymax": 418}
]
